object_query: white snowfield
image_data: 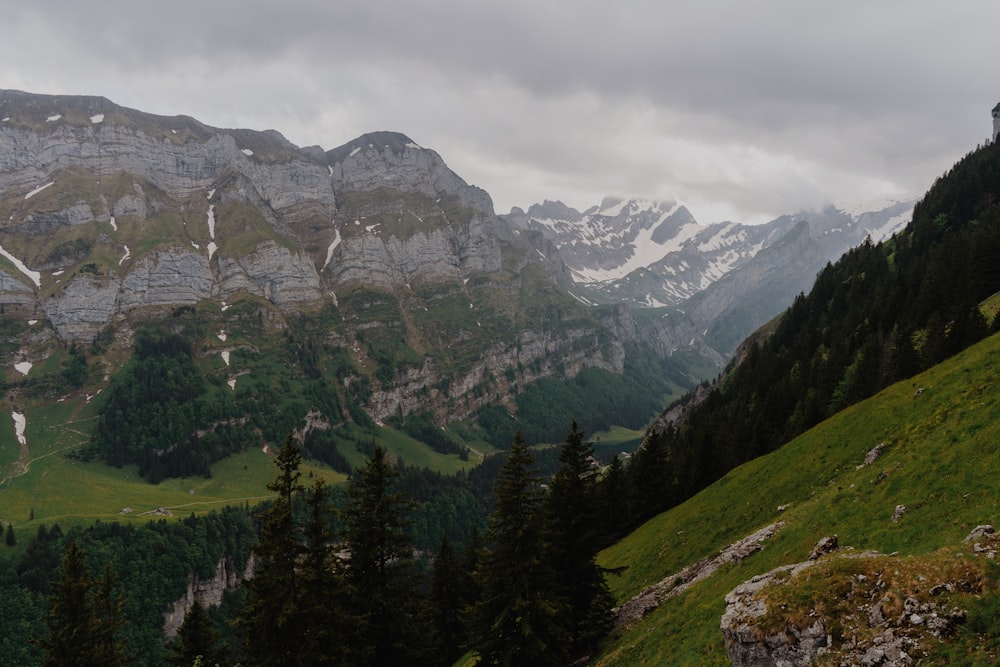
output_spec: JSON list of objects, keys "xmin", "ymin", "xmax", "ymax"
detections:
[
  {"xmin": 11, "ymin": 412, "xmax": 26, "ymax": 446},
  {"xmin": 14, "ymin": 361, "xmax": 32, "ymax": 376},
  {"xmin": 566, "ymin": 202, "xmax": 702, "ymax": 284},
  {"xmin": 0, "ymin": 245, "xmax": 41, "ymax": 287},
  {"xmin": 24, "ymin": 181, "xmax": 54, "ymax": 200},
  {"xmin": 323, "ymin": 228, "xmax": 342, "ymax": 270},
  {"xmin": 206, "ymin": 202, "xmax": 218, "ymax": 260}
]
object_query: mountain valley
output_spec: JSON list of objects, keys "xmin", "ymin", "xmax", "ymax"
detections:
[{"xmin": 1, "ymin": 88, "xmax": 999, "ymax": 667}]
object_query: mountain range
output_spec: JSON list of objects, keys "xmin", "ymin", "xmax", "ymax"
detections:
[
  {"xmin": 0, "ymin": 88, "xmax": 911, "ymax": 433},
  {"xmin": 505, "ymin": 195, "xmax": 913, "ymax": 354},
  {"xmin": 3, "ymin": 89, "xmax": 1000, "ymax": 665}
]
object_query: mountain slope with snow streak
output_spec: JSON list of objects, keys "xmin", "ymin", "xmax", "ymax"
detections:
[{"xmin": 504, "ymin": 197, "xmax": 914, "ymax": 311}]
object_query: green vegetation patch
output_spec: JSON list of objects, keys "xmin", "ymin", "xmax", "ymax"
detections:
[
  {"xmin": 214, "ymin": 201, "xmax": 297, "ymax": 256},
  {"xmin": 594, "ymin": 331, "xmax": 1000, "ymax": 665}
]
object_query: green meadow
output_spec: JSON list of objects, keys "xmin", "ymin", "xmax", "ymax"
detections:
[{"xmin": 594, "ymin": 330, "xmax": 1000, "ymax": 664}]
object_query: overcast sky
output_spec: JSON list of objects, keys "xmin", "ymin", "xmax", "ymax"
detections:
[{"xmin": 3, "ymin": 1, "xmax": 999, "ymax": 224}]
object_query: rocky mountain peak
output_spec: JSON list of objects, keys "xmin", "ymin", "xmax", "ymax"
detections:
[
  {"xmin": 524, "ymin": 199, "xmax": 582, "ymax": 222},
  {"xmin": 326, "ymin": 131, "xmax": 494, "ymax": 216},
  {"xmin": 326, "ymin": 130, "xmax": 420, "ymax": 163}
]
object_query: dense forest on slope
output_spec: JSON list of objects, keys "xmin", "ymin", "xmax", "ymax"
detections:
[
  {"xmin": 476, "ymin": 354, "xmax": 693, "ymax": 448},
  {"xmin": 77, "ymin": 294, "xmax": 690, "ymax": 485},
  {"xmin": 0, "ymin": 428, "xmax": 616, "ymax": 667},
  {"xmin": 619, "ymin": 141, "xmax": 1000, "ymax": 530},
  {"xmin": 86, "ymin": 330, "xmax": 261, "ymax": 481},
  {"xmin": 0, "ymin": 508, "xmax": 255, "ymax": 667}
]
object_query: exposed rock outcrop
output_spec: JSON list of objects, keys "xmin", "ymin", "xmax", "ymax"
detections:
[
  {"xmin": 0, "ymin": 91, "xmax": 334, "ymax": 212},
  {"xmin": 43, "ymin": 245, "xmax": 324, "ymax": 340},
  {"xmin": 327, "ymin": 215, "xmax": 502, "ymax": 289},
  {"xmin": 328, "ymin": 131, "xmax": 494, "ymax": 216},
  {"xmin": 368, "ymin": 325, "xmax": 627, "ymax": 424},
  {"xmin": 163, "ymin": 554, "xmax": 254, "ymax": 638},
  {"xmin": 613, "ymin": 522, "xmax": 784, "ymax": 629},
  {"xmin": 720, "ymin": 534, "xmax": 992, "ymax": 667}
]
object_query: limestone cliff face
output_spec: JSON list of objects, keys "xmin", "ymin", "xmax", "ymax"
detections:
[
  {"xmin": 42, "ymin": 245, "xmax": 323, "ymax": 340},
  {"xmin": 0, "ymin": 93, "xmax": 511, "ymax": 342},
  {"xmin": 218, "ymin": 242, "xmax": 324, "ymax": 306},
  {"xmin": 163, "ymin": 554, "xmax": 255, "ymax": 638},
  {"xmin": 327, "ymin": 216, "xmax": 503, "ymax": 289},
  {"xmin": 0, "ymin": 91, "xmax": 335, "ymax": 215},
  {"xmin": 0, "ymin": 90, "xmax": 716, "ymax": 435},
  {"xmin": 328, "ymin": 131, "xmax": 494, "ymax": 216},
  {"xmin": 368, "ymin": 326, "xmax": 626, "ymax": 423}
]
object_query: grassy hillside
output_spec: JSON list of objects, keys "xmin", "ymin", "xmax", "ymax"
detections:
[
  {"xmin": 0, "ymin": 381, "xmax": 480, "ymax": 531},
  {"xmin": 0, "ymin": 389, "xmax": 346, "ymax": 529},
  {"xmin": 594, "ymin": 329, "xmax": 1000, "ymax": 664}
]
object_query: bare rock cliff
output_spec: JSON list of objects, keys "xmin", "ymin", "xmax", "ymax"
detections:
[{"xmin": 163, "ymin": 554, "xmax": 255, "ymax": 638}]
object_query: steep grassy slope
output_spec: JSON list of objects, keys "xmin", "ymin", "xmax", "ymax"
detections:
[
  {"xmin": 594, "ymin": 329, "xmax": 1000, "ymax": 664},
  {"xmin": 623, "ymin": 141, "xmax": 1000, "ymax": 538}
]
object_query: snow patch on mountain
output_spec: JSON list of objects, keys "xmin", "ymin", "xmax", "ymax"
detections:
[
  {"xmin": 11, "ymin": 412, "xmax": 26, "ymax": 446},
  {"xmin": 507, "ymin": 195, "xmax": 917, "ymax": 313},
  {"xmin": 0, "ymin": 245, "xmax": 41, "ymax": 287},
  {"xmin": 323, "ymin": 228, "xmax": 342, "ymax": 270},
  {"xmin": 206, "ymin": 203, "xmax": 218, "ymax": 260},
  {"xmin": 24, "ymin": 181, "xmax": 54, "ymax": 200}
]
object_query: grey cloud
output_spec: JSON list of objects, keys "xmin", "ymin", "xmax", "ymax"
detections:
[{"xmin": 4, "ymin": 1, "xmax": 1000, "ymax": 221}]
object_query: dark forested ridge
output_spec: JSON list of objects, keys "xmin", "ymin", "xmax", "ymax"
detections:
[
  {"xmin": 618, "ymin": 140, "xmax": 1000, "ymax": 530},
  {"xmin": 86, "ymin": 330, "xmax": 261, "ymax": 482},
  {"xmin": 0, "ymin": 509, "xmax": 255, "ymax": 667},
  {"xmin": 0, "ymin": 428, "xmax": 617, "ymax": 666}
]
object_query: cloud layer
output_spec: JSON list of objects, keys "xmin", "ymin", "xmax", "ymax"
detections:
[{"xmin": 4, "ymin": 1, "xmax": 999, "ymax": 222}]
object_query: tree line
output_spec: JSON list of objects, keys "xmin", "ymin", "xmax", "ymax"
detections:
[
  {"xmin": 7, "ymin": 423, "xmax": 616, "ymax": 666},
  {"xmin": 0, "ymin": 509, "xmax": 256, "ymax": 667},
  {"xmin": 602, "ymin": 139, "xmax": 1000, "ymax": 532}
]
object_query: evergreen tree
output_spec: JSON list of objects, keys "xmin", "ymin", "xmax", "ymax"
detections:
[
  {"xmin": 344, "ymin": 446, "xmax": 427, "ymax": 666},
  {"xmin": 91, "ymin": 564, "xmax": 127, "ymax": 666},
  {"xmin": 39, "ymin": 539, "xmax": 126, "ymax": 667},
  {"xmin": 167, "ymin": 601, "xmax": 221, "ymax": 667},
  {"xmin": 298, "ymin": 478, "xmax": 358, "ymax": 666},
  {"xmin": 627, "ymin": 429, "xmax": 676, "ymax": 524},
  {"xmin": 469, "ymin": 432, "xmax": 568, "ymax": 666},
  {"xmin": 237, "ymin": 435, "xmax": 305, "ymax": 667},
  {"xmin": 544, "ymin": 422, "xmax": 614, "ymax": 657},
  {"xmin": 4, "ymin": 523, "xmax": 13, "ymax": 547},
  {"xmin": 599, "ymin": 454, "xmax": 628, "ymax": 542},
  {"xmin": 428, "ymin": 535, "xmax": 467, "ymax": 665}
]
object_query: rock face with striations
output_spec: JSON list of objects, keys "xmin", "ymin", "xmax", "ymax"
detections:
[
  {"xmin": 163, "ymin": 554, "xmax": 255, "ymax": 638},
  {"xmin": 1, "ymin": 90, "xmax": 697, "ymax": 431},
  {"xmin": 328, "ymin": 131, "xmax": 494, "ymax": 216},
  {"xmin": 324, "ymin": 131, "xmax": 506, "ymax": 288},
  {"xmin": 0, "ymin": 93, "xmax": 513, "ymax": 341}
]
